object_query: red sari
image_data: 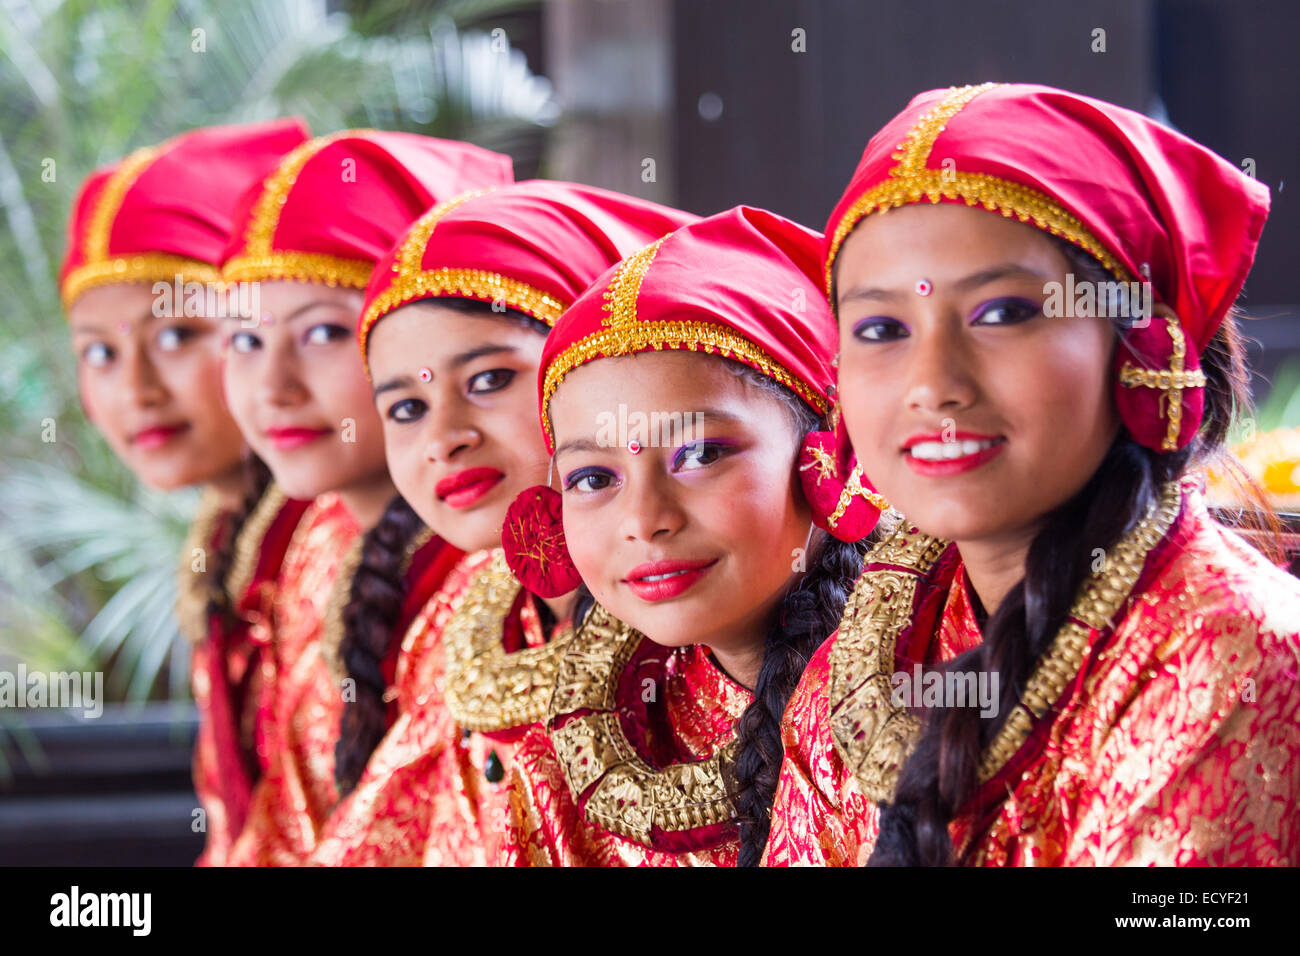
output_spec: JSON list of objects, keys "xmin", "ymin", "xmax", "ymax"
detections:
[
  {"xmin": 764, "ymin": 478, "xmax": 1300, "ymax": 866},
  {"xmin": 307, "ymin": 550, "xmax": 570, "ymax": 866},
  {"xmin": 500, "ymin": 603, "xmax": 752, "ymax": 866},
  {"xmin": 179, "ymin": 484, "xmax": 309, "ymax": 867}
]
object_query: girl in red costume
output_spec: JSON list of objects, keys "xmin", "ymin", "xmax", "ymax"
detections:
[
  {"xmin": 499, "ymin": 207, "xmax": 885, "ymax": 865},
  {"xmin": 306, "ymin": 180, "xmax": 697, "ymax": 865},
  {"xmin": 216, "ymin": 131, "xmax": 512, "ymax": 864},
  {"xmin": 61, "ymin": 120, "xmax": 311, "ymax": 865},
  {"xmin": 764, "ymin": 83, "xmax": 1300, "ymax": 866}
]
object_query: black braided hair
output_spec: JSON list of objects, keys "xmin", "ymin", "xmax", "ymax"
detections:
[
  {"xmin": 866, "ymin": 237, "xmax": 1255, "ymax": 866},
  {"xmin": 334, "ymin": 296, "xmax": 549, "ymax": 797},
  {"xmin": 334, "ymin": 494, "xmax": 426, "ymax": 796}
]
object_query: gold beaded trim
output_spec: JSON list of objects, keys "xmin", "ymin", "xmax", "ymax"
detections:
[
  {"xmin": 222, "ymin": 129, "xmax": 378, "ymax": 288},
  {"xmin": 601, "ymin": 235, "xmax": 668, "ymax": 328},
  {"xmin": 829, "ymin": 464, "xmax": 891, "ymax": 528},
  {"xmin": 1118, "ymin": 314, "xmax": 1207, "ymax": 452},
  {"xmin": 830, "ymin": 479, "xmax": 1182, "ymax": 803},
  {"xmin": 224, "ymin": 483, "xmax": 290, "ymax": 610},
  {"xmin": 823, "ymin": 83, "xmax": 1132, "ymax": 294},
  {"xmin": 175, "ymin": 489, "xmax": 228, "ymax": 645},
  {"xmin": 441, "ymin": 550, "xmax": 573, "ymax": 732},
  {"xmin": 62, "ymin": 255, "xmax": 222, "ymax": 308},
  {"xmin": 220, "ymin": 251, "xmax": 374, "ymax": 289},
  {"xmin": 85, "ymin": 146, "xmax": 158, "ymax": 261},
  {"xmin": 548, "ymin": 601, "xmax": 739, "ymax": 845},
  {"xmin": 541, "ymin": 320, "xmax": 828, "ymax": 451}
]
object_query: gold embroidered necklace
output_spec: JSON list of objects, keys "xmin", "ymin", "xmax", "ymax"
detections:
[
  {"xmin": 830, "ymin": 479, "xmax": 1183, "ymax": 803},
  {"xmin": 441, "ymin": 550, "xmax": 572, "ymax": 732},
  {"xmin": 548, "ymin": 601, "xmax": 740, "ymax": 848}
]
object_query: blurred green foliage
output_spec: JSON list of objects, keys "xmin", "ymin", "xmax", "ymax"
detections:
[{"xmin": 0, "ymin": 0, "xmax": 553, "ymax": 734}]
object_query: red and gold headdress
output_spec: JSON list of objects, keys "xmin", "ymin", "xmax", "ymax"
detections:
[
  {"xmin": 506, "ymin": 206, "xmax": 888, "ymax": 594},
  {"xmin": 824, "ymin": 82, "xmax": 1271, "ymax": 454},
  {"xmin": 60, "ymin": 119, "xmax": 311, "ymax": 309},
  {"xmin": 220, "ymin": 130, "xmax": 514, "ymax": 289},
  {"xmin": 357, "ymin": 179, "xmax": 698, "ymax": 372}
]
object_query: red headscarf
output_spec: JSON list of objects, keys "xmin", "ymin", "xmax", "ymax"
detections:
[
  {"xmin": 357, "ymin": 179, "xmax": 699, "ymax": 371},
  {"xmin": 220, "ymin": 130, "xmax": 514, "ymax": 289},
  {"xmin": 824, "ymin": 82, "xmax": 1271, "ymax": 454},
  {"xmin": 60, "ymin": 119, "xmax": 310, "ymax": 308}
]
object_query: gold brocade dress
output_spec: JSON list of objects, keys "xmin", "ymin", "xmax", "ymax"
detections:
[
  {"xmin": 225, "ymin": 493, "xmax": 362, "ymax": 866},
  {"xmin": 763, "ymin": 479, "xmax": 1300, "ymax": 866},
  {"xmin": 177, "ymin": 485, "xmax": 309, "ymax": 867},
  {"xmin": 500, "ymin": 603, "xmax": 753, "ymax": 866},
  {"xmin": 307, "ymin": 550, "xmax": 570, "ymax": 866}
]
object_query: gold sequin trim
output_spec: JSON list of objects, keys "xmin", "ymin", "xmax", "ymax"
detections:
[
  {"xmin": 85, "ymin": 147, "xmax": 158, "ymax": 261},
  {"xmin": 541, "ymin": 320, "xmax": 828, "ymax": 450},
  {"xmin": 175, "ymin": 489, "xmax": 227, "ymax": 645},
  {"xmin": 547, "ymin": 602, "xmax": 738, "ymax": 845},
  {"xmin": 441, "ymin": 550, "xmax": 573, "ymax": 732},
  {"xmin": 600, "ymin": 236, "xmax": 668, "ymax": 328},
  {"xmin": 828, "ymin": 463, "xmax": 891, "ymax": 528},
  {"xmin": 62, "ymin": 255, "xmax": 221, "ymax": 308},
  {"xmin": 220, "ymin": 251, "xmax": 374, "ymax": 289},
  {"xmin": 1118, "ymin": 314, "xmax": 1207, "ymax": 452},
  {"xmin": 824, "ymin": 83, "xmax": 1132, "ymax": 293},
  {"xmin": 830, "ymin": 480, "xmax": 1182, "ymax": 802}
]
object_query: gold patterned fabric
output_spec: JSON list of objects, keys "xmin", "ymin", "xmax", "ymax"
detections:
[
  {"xmin": 764, "ymin": 483, "xmax": 1300, "ymax": 865},
  {"xmin": 500, "ymin": 616, "xmax": 753, "ymax": 867},
  {"xmin": 225, "ymin": 493, "xmax": 361, "ymax": 866},
  {"xmin": 307, "ymin": 550, "xmax": 571, "ymax": 866}
]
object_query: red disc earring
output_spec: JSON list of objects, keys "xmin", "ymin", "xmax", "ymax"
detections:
[{"xmin": 501, "ymin": 485, "xmax": 583, "ymax": 598}]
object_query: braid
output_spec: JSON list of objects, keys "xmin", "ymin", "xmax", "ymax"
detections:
[
  {"xmin": 732, "ymin": 531, "xmax": 871, "ymax": 865},
  {"xmin": 867, "ymin": 236, "xmax": 1249, "ymax": 866},
  {"xmin": 334, "ymin": 495, "xmax": 426, "ymax": 796},
  {"xmin": 205, "ymin": 454, "xmax": 272, "ymax": 625}
]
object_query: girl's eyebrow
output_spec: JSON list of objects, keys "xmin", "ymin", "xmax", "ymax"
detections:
[
  {"xmin": 373, "ymin": 374, "xmax": 415, "ymax": 397},
  {"xmin": 71, "ymin": 304, "xmax": 162, "ymax": 335},
  {"xmin": 450, "ymin": 344, "xmax": 518, "ymax": 368},
  {"xmin": 554, "ymin": 437, "xmax": 606, "ymax": 458},
  {"xmin": 837, "ymin": 263, "xmax": 1053, "ymax": 307}
]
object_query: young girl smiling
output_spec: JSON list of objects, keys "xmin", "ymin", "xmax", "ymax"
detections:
[
  {"xmin": 62, "ymin": 120, "xmax": 311, "ymax": 865},
  {"xmin": 216, "ymin": 131, "xmax": 512, "ymax": 864},
  {"xmin": 500, "ymin": 206, "xmax": 882, "ymax": 866},
  {"xmin": 306, "ymin": 180, "xmax": 697, "ymax": 865},
  {"xmin": 764, "ymin": 83, "xmax": 1300, "ymax": 866}
]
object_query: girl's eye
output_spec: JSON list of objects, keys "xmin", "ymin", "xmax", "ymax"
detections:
[
  {"xmin": 230, "ymin": 331, "xmax": 261, "ymax": 353},
  {"xmin": 971, "ymin": 296, "xmax": 1041, "ymax": 326},
  {"xmin": 564, "ymin": 467, "xmax": 617, "ymax": 494},
  {"xmin": 852, "ymin": 317, "xmax": 909, "ymax": 342},
  {"xmin": 156, "ymin": 326, "xmax": 196, "ymax": 351},
  {"xmin": 82, "ymin": 342, "xmax": 113, "ymax": 367},
  {"xmin": 468, "ymin": 368, "xmax": 515, "ymax": 394},
  {"xmin": 387, "ymin": 397, "xmax": 427, "ymax": 423},
  {"xmin": 673, "ymin": 440, "xmax": 729, "ymax": 472},
  {"xmin": 304, "ymin": 323, "xmax": 351, "ymax": 346}
]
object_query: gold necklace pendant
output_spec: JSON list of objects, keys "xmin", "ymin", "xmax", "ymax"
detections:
[
  {"xmin": 547, "ymin": 602, "xmax": 739, "ymax": 848},
  {"xmin": 442, "ymin": 550, "xmax": 572, "ymax": 733}
]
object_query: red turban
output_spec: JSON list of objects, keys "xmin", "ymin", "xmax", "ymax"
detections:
[
  {"xmin": 220, "ymin": 130, "xmax": 514, "ymax": 289},
  {"xmin": 357, "ymin": 179, "xmax": 698, "ymax": 370},
  {"xmin": 60, "ymin": 119, "xmax": 310, "ymax": 308}
]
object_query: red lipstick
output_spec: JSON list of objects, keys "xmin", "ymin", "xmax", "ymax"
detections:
[
  {"xmin": 435, "ymin": 467, "xmax": 505, "ymax": 509},
  {"xmin": 901, "ymin": 430, "xmax": 1006, "ymax": 477},
  {"xmin": 131, "ymin": 423, "xmax": 188, "ymax": 449},
  {"xmin": 621, "ymin": 558, "xmax": 718, "ymax": 602},
  {"xmin": 265, "ymin": 426, "xmax": 331, "ymax": 450}
]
